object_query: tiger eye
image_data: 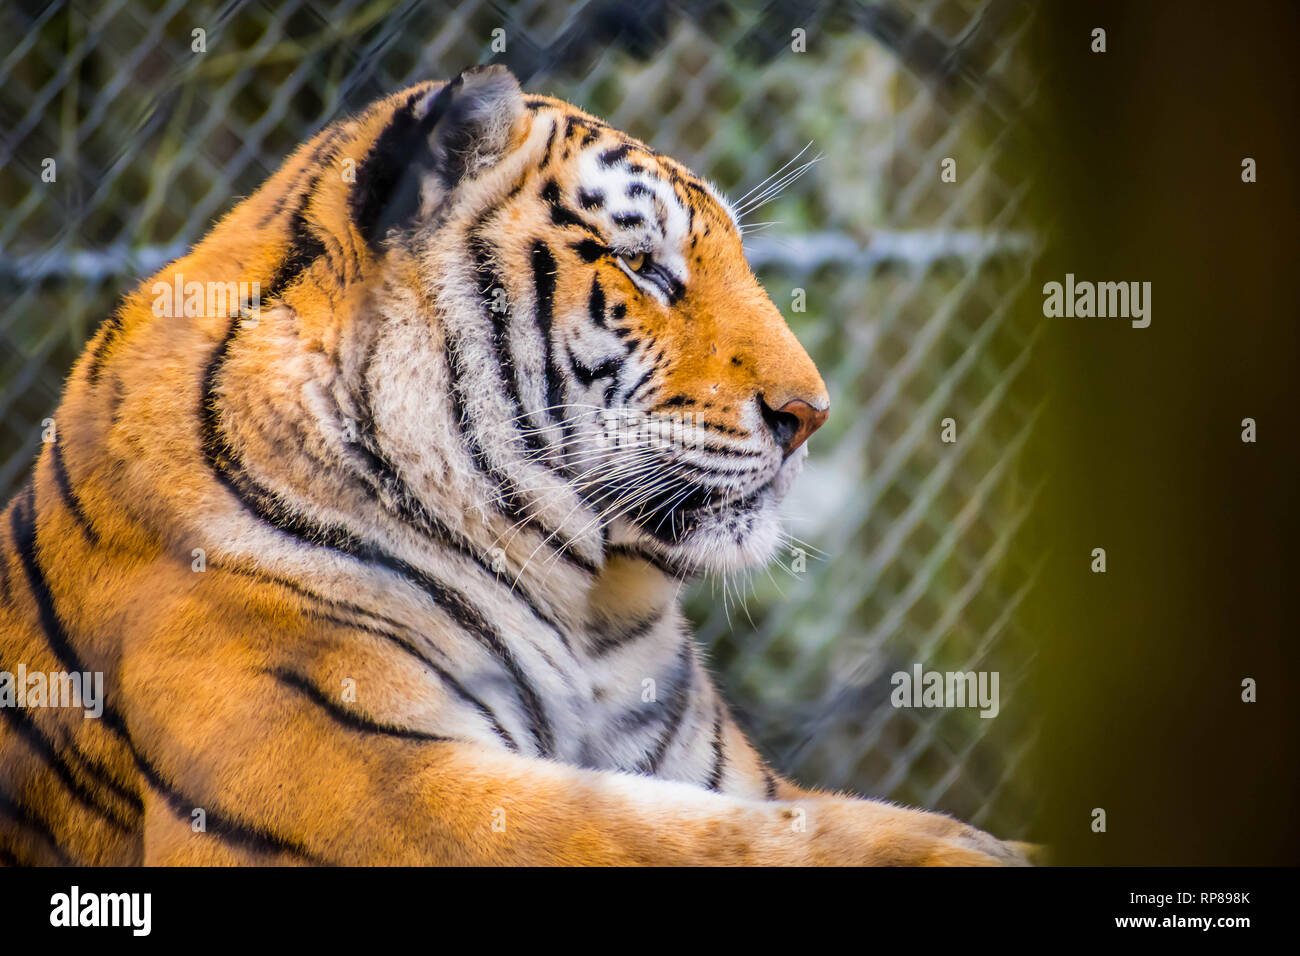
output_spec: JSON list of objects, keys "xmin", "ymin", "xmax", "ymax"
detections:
[{"xmin": 623, "ymin": 252, "xmax": 645, "ymax": 272}]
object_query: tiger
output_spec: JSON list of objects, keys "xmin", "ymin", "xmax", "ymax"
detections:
[{"xmin": 0, "ymin": 65, "xmax": 1031, "ymax": 866}]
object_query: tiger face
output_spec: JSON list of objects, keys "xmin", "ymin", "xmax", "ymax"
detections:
[{"xmin": 376, "ymin": 67, "xmax": 828, "ymax": 574}]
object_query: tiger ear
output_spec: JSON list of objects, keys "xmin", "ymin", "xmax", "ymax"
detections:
[
  {"xmin": 422, "ymin": 64, "xmax": 526, "ymax": 187},
  {"xmin": 350, "ymin": 65, "xmax": 527, "ymax": 246}
]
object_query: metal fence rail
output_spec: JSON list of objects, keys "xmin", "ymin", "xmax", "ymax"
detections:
[{"xmin": 0, "ymin": 0, "xmax": 1042, "ymax": 837}]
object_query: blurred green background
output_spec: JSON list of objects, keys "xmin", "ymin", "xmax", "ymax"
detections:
[
  {"xmin": 1024, "ymin": 1, "xmax": 1300, "ymax": 865},
  {"xmin": 1, "ymin": 0, "xmax": 1048, "ymax": 841}
]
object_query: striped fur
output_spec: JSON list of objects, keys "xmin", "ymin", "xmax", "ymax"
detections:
[{"xmin": 0, "ymin": 66, "xmax": 1028, "ymax": 865}]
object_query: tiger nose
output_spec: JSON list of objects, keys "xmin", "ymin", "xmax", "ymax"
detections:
[{"xmin": 759, "ymin": 397, "xmax": 829, "ymax": 458}]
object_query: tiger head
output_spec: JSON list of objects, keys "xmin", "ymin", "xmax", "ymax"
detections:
[{"xmin": 327, "ymin": 66, "xmax": 829, "ymax": 575}]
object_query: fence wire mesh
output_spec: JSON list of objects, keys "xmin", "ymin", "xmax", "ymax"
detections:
[{"xmin": 0, "ymin": 0, "xmax": 1043, "ymax": 837}]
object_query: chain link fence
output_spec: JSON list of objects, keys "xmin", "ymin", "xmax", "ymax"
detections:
[{"xmin": 0, "ymin": 0, "xmax": 1043, "ymax": 838}]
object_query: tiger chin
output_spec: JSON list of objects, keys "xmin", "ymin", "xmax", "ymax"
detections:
[{"xmin": 0, "ymin": 65, "xmax": 1031, "ymax": 866}]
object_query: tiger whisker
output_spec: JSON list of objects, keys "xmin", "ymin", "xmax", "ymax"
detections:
[{"xmin": 732, "ymin": 141, "xmax": 814, "ymax": 207}]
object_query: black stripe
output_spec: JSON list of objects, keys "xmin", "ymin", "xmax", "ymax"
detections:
[
  {"xmin": 763, "ymin": 767, "xmax": 779, "ymax": 801},
  {"xmin": 440, "ymin": 330, "xmax": 555, "ymax": 551},
  {"xmin": 9, "ymin": 484, "xmax": 322, "ymax": 862},
  {"xmin": 631, "ymin": 350, "xmax": 666, "ymax": 399},
  {"xmin": 270, "ymin": 668, "xmax": 455, "ymax": 742},
  {"xmin": 341, "ymin": 348, "xmax": 409, "ymax": 487},
  {"xmin": 577, "ymin": 188, "xmax": 604, "ymax": 210},
  {"xmin": 679, "ymin": 177, "xmax": 712, "ymax": 199},
  {"xmin": 705, "ymin": 704, "xmax": 726, "ymax": 791},
  {"xmin": 566, "ymin": 347, "xmax": 623, "ymax": 388},
  {"xmin": 681, "ymin": 444, "xmax": 764, "ymax": 463},
  {"xmin": 222, "ymin": 560, "xmax": 543, "ymax": 728},
  {"xmin": 626, "ymin": 183, "xmax": 652, "ymax": 199},
  {"xmin": 0, "ymin": 530, "xmax": 13, "ymax": 607},
  {"xmin": 48, "ymin": 441, "xmax": 97, "ymax": 544},
  {"xmin": 263, "ymin": 121, "xmax": 351, "ymax": 299},
  {"xmin": 570, "ymin": 238, "xmax": 609, "ymax": 263},
  {"xmin": 266, "ymin": 203, "xmax": 328, "ymax": 298},
  {"xmin": 617, "ymin": 365, "xmax": 656, "ymax": 407},
  {"xmin": 315, "ymin": 224, "xmax": 353, "ymax": 290},
  {"xmin": 599, "ymin": 144, "xmax": 632, "ymax": 167},
  {"xmin": 589, "ymin": 610, "xmax": 661, "ymax": 657},
  {"xmin": 699, "ymin": 420, "xmax": 747, "ymax": 438},
  {"xmin": 531, "ymin": 241, "xmax": 568, "ymax": 427},
  {"xmin": 220, "ymin": 561, "xmax": 412, "ymax": 637},
  {"xmin": 665, "ymin": 172, "xmax": 704, "ymax": 231},
  {"xmin": 10, "ymin": 484, "xmax": 103, "ymax": 699},
  {"xmin": 469, "ymin": 224, "xmax": 546, "ymax": 455},
  {"xmin": 638, "ymin": 638, "xmax": 695, "ymax": 775},
  {"xmin": 257, "ymin": 124, "xmax": 347, "ymax": 229},
  {"xmin": 588, "ymin": 276, "xmax": 607, "ymax": 328},
  {"xmin": 541, "ymin": 179, "xmax": 600, "ymax": 235},
  {"xmin": 84, "ymin": 314, "xmax": 123, "ymax": 386},
  {"xmin": 0, "ymin": 690, "xmax": 139, "ymax": 833},
  {"xmin": 612, "ymin": 212, "xmax": 644, "ymax": 229},
  {"xmin": 537, "ymin": 119, "xmax": 558, "ymax": 171},
  {"xmin": 309, "ymin": 611, "xmax": 519, "ymax": 752},
  {"xmin": 200, "ymin": 323, "xmax": 558, "ymax": 754},
  {"xmin": 0, "ymin": 784, "xmax": 73, "ymax": 865},
  {"xmin": 130, "ymin": 745, "xmax": 328, "ymax": 864}
]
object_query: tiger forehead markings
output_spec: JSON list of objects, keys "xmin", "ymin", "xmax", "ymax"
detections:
[{"xmin": 0, "ymin": 66, "xmax": 1030, "ymax": 866}]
